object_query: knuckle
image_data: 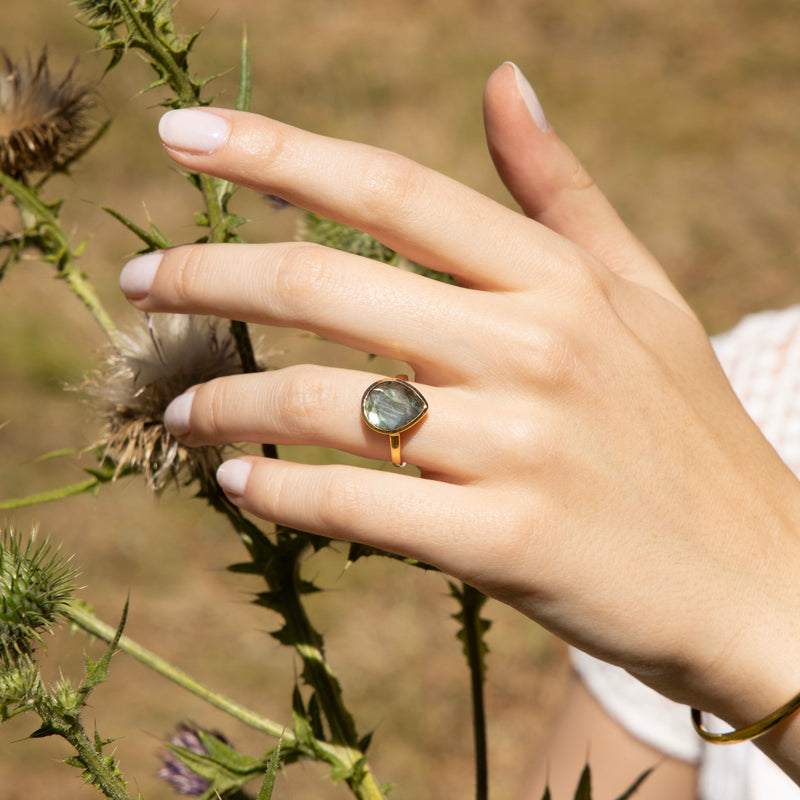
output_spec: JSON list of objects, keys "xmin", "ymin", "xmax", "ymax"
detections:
[
  {"xmin": 567, "ymin": 158, "xmax": 596, "ymax": 194},
  {"xmin": 315, "ymin": 467, "xmax": 368, "ymax": 533},
  {"xmin": 510, "ymin": 323, "xmax": 582, "ymax": 387},
  {"xmin": 270, "ymin": 244, "xmax": 335, "ymax": 320},
  {"xmin": 167, "ymin": 246, "xmax": 198, "ymax": 305},
  {"xmin": 201, "ymin": 378, "xmax": 228, "ymax": 439},
  {"xmin": 358, "ymin": 150, "xmax": 428, "ymax": 219},
  {"xmin": 276, "ymin": 366, "xmax": 334, "ymax": 438}
]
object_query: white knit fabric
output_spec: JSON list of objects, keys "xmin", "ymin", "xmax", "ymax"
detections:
[{"xmin": 572, "ymin": 305, "xmax": 800, "ymax": 799}]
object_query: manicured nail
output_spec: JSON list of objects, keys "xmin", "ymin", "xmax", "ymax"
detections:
[
  {"xmin": 163, "ymin": 391, "xmax": 195, "ymax": 437},
  {"xmin": 158, "ymin": 109, "xmax": 231, "ymax": 154},
  {"xmin": 216, "ymin": 459, "xmax": 253, "ymax": 498},
  {"xmin": 119, "ymin": 252, "xmax": 162, "ymax": 299},
  {"xmin": 507, "ymin": 62, "xmax": 549, "ymax": 133}
]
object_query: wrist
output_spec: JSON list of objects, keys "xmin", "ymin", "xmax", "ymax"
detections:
[{"xmin": 686, "ymin": 477, "xmax": 800, "ymax": 765}]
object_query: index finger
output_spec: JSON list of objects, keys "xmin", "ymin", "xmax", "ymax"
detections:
[{"xmin": 157, "ymin": 107, "xmax": 590, "ymax": 291}]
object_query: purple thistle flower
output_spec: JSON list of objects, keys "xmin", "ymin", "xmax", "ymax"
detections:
[{"xmin": 158, "ymin": 723, "xmax": 229, "ymax": 796}]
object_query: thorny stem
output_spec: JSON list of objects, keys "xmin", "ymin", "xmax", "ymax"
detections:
[
  {"xmin": 115, "ymin": 0, "xmax": 200, "ymax": 104},
  {"xmin": 59, "ymin": 258, "xmax": 121, "ymax": 346},
  {"xmin": 201, "ymin": 487, "xmax": 385, "ymax": 800},
  {"xmin": 39, "ymin": 712, "xmax": 133, "ymax": 800},
  {"xmin": 0, "ymin": 175, "xmax": 120, "ymax": 345},
  {"xmin": 64, "ymin": 601, "xmax": 295, "ymax": 744},
  {"xmin": 280, "ymin": 547, "xmax": 385, "ymax": 800},
  {"xmin": 194, "ymin": 174, "xmax": 269, "ymax": 413},
  {"xmin": 459, "ymin": 583, "xmax": 489, "ymax": 800}
]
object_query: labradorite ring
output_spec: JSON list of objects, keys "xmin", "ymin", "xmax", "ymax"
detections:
[{"xmin": 361, "ymin": 375, "xmax": 428, "ymax": 467}]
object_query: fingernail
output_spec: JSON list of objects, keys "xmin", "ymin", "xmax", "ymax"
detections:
[
  {"xmin": 158, "ymin": 109, "xmax": 231, "ymax": 154},
  {"xmin": 119, "ymin": 252, "xmax": 162, "ymax": 299},
  {"xmin": 164, "ymin": 391, "xmax": 195, "ymax": 437},
  {"xmin": 506, "ymin": 62, "xmax": 549, "ymax": 133},
  {"xmin": 216, "ymin": 459, "xmax": 253, "ymax": 498}
]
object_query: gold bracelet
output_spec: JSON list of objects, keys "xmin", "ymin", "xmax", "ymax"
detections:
[{"xmin": 692, "ymin": 692, "xmax": 800, "ymax": 744}]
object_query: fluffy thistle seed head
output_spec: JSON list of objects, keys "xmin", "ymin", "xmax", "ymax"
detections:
[
  {"xmin": 85, "ymin": 315, "xmax": 244, "ymax": 491},
  {"xmin": 0, "ymin": 49, "xmax": 96, "ymax": 177},
  {"xmin": 0, "ymin": 529, "xmax": 76, "ymax": 667}
]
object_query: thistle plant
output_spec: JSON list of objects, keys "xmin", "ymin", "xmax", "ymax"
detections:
[
  {"xmin": 84, "ymin": 314, "xmax": 243, "ymax": 490},
  {"xmin": 0, "ymin": 530, "xmax": 135, "ymax": 800},
  {"xmin": 0, "ymin": 3, "xmax": 653, "ymax": 799},
  {"xmin": 0, "ymin": 49, "xmax": 95, "ymax": 177}
]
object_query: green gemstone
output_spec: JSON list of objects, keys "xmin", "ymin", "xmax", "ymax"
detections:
[{"xmin": 361, "ymin": 379, "xmax": 428, "ymax": 434}]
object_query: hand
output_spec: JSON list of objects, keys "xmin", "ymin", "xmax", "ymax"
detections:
[{"xmin": 119, "ymin": 64, "xmax": 800, "ymax": 746}]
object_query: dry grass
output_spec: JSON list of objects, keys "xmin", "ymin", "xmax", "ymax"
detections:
[{"xmin": 1, "ymin": 0, "xmax": 799, "ymax": 798}]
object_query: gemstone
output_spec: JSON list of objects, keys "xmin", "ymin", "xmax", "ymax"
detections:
[{"xmin": 361, "ymin": 379, "xmax": 428, "ymax": 434}]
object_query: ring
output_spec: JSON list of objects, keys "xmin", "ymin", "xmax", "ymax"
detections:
[{"xmin": 361, "ymin": 374, "xmax": 428, "ymax": 467}]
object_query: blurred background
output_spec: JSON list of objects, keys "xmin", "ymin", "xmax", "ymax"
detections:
[{"xmin": 1, "ymin": 0, "xmax": 799, "ymax": 797}]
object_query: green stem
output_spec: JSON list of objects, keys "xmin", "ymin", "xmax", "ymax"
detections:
[
  {"xmin": 200, "ymin": 488, "xmax": 384, "ymax": 799},
  {"xmin": 68, "ymin": 725, "xmax": 132, "ymax": 800},
  {"xmin": 0, "ymin": 173, "xmax": 120, "ymax": 345},
  {"xmin": 116, "ymin": 0, "xmax": 199, "ymax": 104},
  {"xmin": 59, "ymin": 259, "xmax": 121, "ymax": 346},
  {"xmin": 0, "ymin": 477, "xmax": 100, "ymax": 510},
  {"xmin": 43, "ymin": 713, "xmax": 133, "ymax": 800},
  {"xmin": 199, "ymin": 173, "xmax": 227, "ymax": 243},
  {"xmin": 64, "ymin": 601, "xmax": 296, "ymax": 746},
  {"xmin": 284, "ymin": 552, "xmax": 358, "ymax": 748},
  {"xmin": 460, "ymin": 583, "xmax": 489, "ymax": 800}
]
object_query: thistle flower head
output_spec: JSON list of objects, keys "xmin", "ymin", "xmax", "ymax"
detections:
[
  {"xmin": 0, "ymin": 529, "xmax": 76, "ymax": 667},
  {"xmin": 158, "ymin": 723, "xmax": 229, "ymax": 796},
  {"xmin": 0, "ymin": 50, "xmax": 96, "ymax": 177},
  {"xmin": 0, "ymin": 656, "xmax": 41, "ymax": 720},
  {"xmin": 85, "ymin": 314, "xmax": 243, "ymax": 491}
]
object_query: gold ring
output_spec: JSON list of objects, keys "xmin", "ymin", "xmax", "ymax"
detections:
[{"xmin": 361, "ymin": 374, "xmax": 428, "ymax": 467}]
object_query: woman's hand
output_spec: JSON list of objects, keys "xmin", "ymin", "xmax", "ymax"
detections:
[{"xmin": 119, "ymin": 64, "xmax": 800, "ymax": 754}]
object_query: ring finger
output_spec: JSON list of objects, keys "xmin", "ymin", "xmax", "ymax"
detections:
[{"xmin": 165, "ymin": 364, "xmax": 491, "ymax": 481}]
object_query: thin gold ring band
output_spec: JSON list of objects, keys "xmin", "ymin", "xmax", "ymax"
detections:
[{"xmin": 361, "ymin": 374, "xmax": 429, "ymax": 467}]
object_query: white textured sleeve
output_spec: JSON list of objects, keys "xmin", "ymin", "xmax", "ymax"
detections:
[{"xmin": 570, "ymin": 649, "xmax": 703, "ymax": 763}]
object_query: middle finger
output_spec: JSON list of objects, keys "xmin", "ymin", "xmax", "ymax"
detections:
[{"xmin": 121, "ymin": 241, "xmax": 489, "ymax": 380}]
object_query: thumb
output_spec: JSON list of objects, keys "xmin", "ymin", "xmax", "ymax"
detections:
[{"xmin": 484, "ymin": 62, "xmax": 687, "ymax": 307}]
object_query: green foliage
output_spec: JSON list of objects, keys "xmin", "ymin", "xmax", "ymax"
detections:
[
  {"xmin": 0, "ymin": 529, "xmax": 77, "ymax": 666},
  {"xmin": 0, "ymin": 657, "xmax": 41, "ymax": 722},
  {"xmin": 449, "ymin": 582, "xmax": 491, "ymax": 679},
  {"xmin": 73, "ymin": 0, "xmax": 207, "ymax": 104},
  {"xmin": 163, "ymin": 729, "xmax": 274, "ymax": 798},
  {"xmin": 574, "ymin": 764, "xmax": 591, "ymax": 800},
  {"xmin": 62, "ymin": 729, "xmax": 129, "ymax": 795},
  {"xmin": 256, "ymin": 739, "xmax": 282, "ymax": 800},
  {"xmin": 300, "ymin": 211, "xmax": 457, "ymax": 285},
  {"xmin": 0, "ymin": 171, "xmax": 74, "ymax": 274},
  {"xmin": 614, "ymin": 767, "xmax": 654, "ymax": 800},
  {"xmin": 538, "ymin": 764, "xmax": 655, "ymax": 800}
]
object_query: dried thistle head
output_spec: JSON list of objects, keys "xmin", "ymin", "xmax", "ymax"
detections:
[
  {"xmin": 85, "ymin": 314, "xmax": 244, "ymax": 491},
  {"xmin": 0, "ymin": 529, "xmax": 76, "ymax": 667},
  {"xmin": 0, "ymin": 49, "xmax": 96, "ymax": 177}
]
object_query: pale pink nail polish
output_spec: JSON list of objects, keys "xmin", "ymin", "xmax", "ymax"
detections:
[
  {"xmin": 506, "ymin": 62, "xmax": 549, "ymax": 133},
  {"xmin": 158, "ymin": 109, "xmax": 231, "ymax": 154},
  {"xmin": 119, "ymin": 252, "xmax": 163, "ymax": 299},
  {"xmin": 163, "ymin": 391, "xmax": 195, "ymax": 437},
  {"xmin": 216, "ymin": 459, "xmax": 253, "ymax": 498}
]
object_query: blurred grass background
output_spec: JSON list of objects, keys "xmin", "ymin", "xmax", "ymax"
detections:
[{"xmin": 1, "ymin": 0, "xmax": 799, "ymax": 798}]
